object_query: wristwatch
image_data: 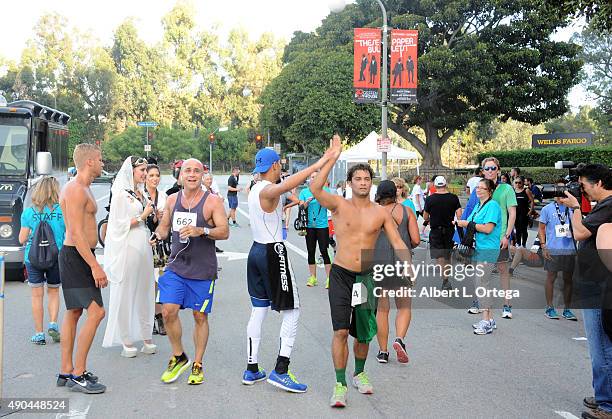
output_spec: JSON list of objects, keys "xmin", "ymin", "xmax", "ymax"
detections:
[{"xmin": 202, "ymin": 227, "xmax": 210, "ymax": 238}]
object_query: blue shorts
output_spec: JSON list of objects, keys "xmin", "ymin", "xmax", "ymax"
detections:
[
  {"xmin": 227, "ymin": 195, "xmax": 238, "ymax": 209},
  {"xmin": 25, "ymin": 262, "xmax": 61, "ymax": 288},
  {"xmin": 158, "ymin": 269, "xmax": 215, "ymax": 313}
]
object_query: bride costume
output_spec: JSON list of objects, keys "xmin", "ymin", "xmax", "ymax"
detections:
[{"xmin": 102, "ymin": 156, "xmax": 155, "ymax": 348}]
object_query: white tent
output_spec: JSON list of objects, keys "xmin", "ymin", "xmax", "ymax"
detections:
[{"xmin": 338, "ymin": 131, "xmax": 419, "ymax": 162}]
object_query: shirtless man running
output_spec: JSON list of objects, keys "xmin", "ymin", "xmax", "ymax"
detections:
[
  {"xmin": 57, "ymin": 144, "xmax": 107, "ymax": 394},
  {"xmin": 311, "ymin": 136, "xmax": 412, "ymax": 408}
]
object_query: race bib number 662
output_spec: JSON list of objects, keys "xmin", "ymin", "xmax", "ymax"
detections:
[{"xmin": 173, "ymin": 211, "xmax": 197, "ymax": 232}]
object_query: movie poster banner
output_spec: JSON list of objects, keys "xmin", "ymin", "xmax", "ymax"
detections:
[
  {"xmin": 390, "ymin": 29, "xmax": 418, "ymax": 104},
  {"xmin": 353, "ymin": 28, "xmax": 381, "ymax": 104}
]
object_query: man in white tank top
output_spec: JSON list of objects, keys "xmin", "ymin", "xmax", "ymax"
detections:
[{"xmin": 243, "ymin": 147, "xmax": 332, "ymax": 393}]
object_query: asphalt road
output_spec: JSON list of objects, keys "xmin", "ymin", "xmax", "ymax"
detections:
[{"xmin": 0, "ymin": 175, "xmax": 593, "ymax": 418}]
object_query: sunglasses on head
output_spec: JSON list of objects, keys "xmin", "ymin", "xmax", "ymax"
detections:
[
  {"xmin": 132, "ymin": 157, "xmax": 147, "ymax": 167},
  {"xmin": 483, "ymin": 166, "xmax": 497, "ymax": 171}
]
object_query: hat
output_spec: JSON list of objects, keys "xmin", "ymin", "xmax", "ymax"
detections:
[
  {"xmin": 375, "ymin": 180, "xmax": 397, "ymax": 202},
  {"xmin": 434, "ymin": 175, "xmax": 447, "ymax": 187},
  {"xmin": 253, "ymin": 148, "xmax": 280, "ymax": 173}
]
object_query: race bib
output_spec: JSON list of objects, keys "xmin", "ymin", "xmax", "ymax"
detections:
[
  {"xmin": 555, "ymin": 224, "xmax": 571, "ymax": 238},
  {"xmin": 173, "ymin": 211, "xmax": 197, "ymax": 232}
]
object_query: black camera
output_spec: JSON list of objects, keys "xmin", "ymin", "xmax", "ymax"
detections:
[{"xmin": 541, "ymin": 161, "xmax": 582, "ymax": 199}]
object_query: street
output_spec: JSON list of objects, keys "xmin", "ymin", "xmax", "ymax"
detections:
[{"xmin": 0, "ymin": 175, "xmax": 592, "ymax": 418}]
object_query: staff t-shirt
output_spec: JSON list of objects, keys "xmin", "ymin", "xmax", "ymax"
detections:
[
  {"xmin": 492, "ymin": 183, "xmax": 517, "ymax": 240},
  {"xmin": 469, "ymin": 200, "xmax": 502, "ymax": 263},
  {"xmin": 539, "ymin": 202, "xmax": 575, "ymax": 255},
  {"xmin": 20, "ymin": 204, "xmax": 66, "ymax": 264},
  {"xmin": 299, "ymin": 187, "xmax": 330, "ymax": 228}
]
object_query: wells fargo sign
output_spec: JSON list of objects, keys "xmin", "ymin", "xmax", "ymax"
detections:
[{"xmin": 531, "ymin": 132, "xmax": 593, "ymax": 148}]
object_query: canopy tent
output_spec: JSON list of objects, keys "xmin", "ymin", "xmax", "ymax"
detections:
[{"xmin": 338, "ymin": 131, "xmax": 419, "ymax": 162}]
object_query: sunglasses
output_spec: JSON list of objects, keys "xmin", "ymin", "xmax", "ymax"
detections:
[
  {"xmin": 132, "ymin": 157, "xmax": 147, "ymax": 167},
  {"xmin": 483, "ymin": 166, "xmax": 497, "ymax": 171}
]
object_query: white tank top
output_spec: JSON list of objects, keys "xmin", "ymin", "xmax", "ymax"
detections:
[{"xmin": 248, "ymin": 180, "xmax": 284, "ymax": 244}]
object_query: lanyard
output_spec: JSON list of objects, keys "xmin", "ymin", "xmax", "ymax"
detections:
[
  {"xmin": 468, "ymin": 198, "xmax": 491, "ymax": 222},
  {"xmin": 554, "ymin": 202, "xmax": 568, "ymax": 225}
]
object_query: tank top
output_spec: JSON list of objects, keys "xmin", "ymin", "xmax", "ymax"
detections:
[
  {"xmin": 167, "ymin": 190, "xmax": 217, "ymax": 280},
  {"xmin": 248, "ymin": 180, "xmax": 284, "ymax": 244},
  {"xmin": 374, "ymin": 204, "xmax": 412, "ymax": 265},
  {"xmin": 515, "ymin": 189, "xmax": 530, "ymax": 217}
]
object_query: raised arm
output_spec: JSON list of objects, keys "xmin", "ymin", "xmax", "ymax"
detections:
[{"xmin": 311, "ymin": 135, "xmax": 344, "ymax": 212}]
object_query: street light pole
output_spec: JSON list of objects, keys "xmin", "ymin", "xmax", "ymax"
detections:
[{"xmin": 376, "ymin": 0, "xmax": 389, "ymax": 180}]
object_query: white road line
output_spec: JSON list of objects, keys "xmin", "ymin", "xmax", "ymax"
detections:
[
  {"xmin": 554, "ymin": 410, "xmax": 580, "ymax": 419},
  {"xmin": 236, "ymin": 207, "xmax": 308, "ymax": 260},
  {"xmin": 96, "ymin": 193, "xmax": 110, "ymax": 203}
]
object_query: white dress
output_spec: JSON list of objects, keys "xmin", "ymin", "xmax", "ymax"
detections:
[{"xmin": 102, "ymin": 158, "xmax": 155, "ymax": 347}]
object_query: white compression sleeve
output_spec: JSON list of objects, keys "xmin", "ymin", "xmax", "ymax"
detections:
[
  {"xmin": 247, "ymin": 307, "xmax": 268, "ymax": 364},
  {"xmin": 279, "ymin": 308, "xmax": 300, "ymax": 358}
]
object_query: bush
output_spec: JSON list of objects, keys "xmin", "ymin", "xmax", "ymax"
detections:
[
  {"xmin": 476, "ymin": 146, "xmax": 612, "ymax": 167},
  {"xmin": 500, "ymin": 167, "xmax": 567, "ymax": 184}
]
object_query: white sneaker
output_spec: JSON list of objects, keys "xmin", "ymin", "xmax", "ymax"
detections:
[
  {"xmin": 141, "ymin": 342, "xmax": 157, "ymax": 354},
  {"xmin": 121, "ymin": 345, "xmax": 138, "ymax": 358}
]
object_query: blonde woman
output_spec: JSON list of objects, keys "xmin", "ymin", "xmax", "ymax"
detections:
[
  {"xmin": 19, "ymin": 177, "xmax": 66, "ymax": 345},
  {"xmin": 392, "ymin": 177, "xmax": 417, "ymax": 215}
]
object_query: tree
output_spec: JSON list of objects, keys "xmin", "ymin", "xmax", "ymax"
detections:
[
  {"xmin": 543, "ymin": 0, "xmax": 612, "ymax": 32},
  {"xmin": 275, "ymin": 0, "xmax": 583, "ymax": 167}
]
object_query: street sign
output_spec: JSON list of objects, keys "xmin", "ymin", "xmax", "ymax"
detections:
[
  {"xmin": 144, "ymin": 144, "xmax": 152, "ymax": 152},
  {"xmin": 377, "ymin": 136, "xmax": 391, "ymax": 152},
  {"xmin": 274, "ymin": 143, "xmax": 281, "ymax": 154},
  {"xmin": 137, "ymin": 121, "xmax": 158, "ymax": 127}
]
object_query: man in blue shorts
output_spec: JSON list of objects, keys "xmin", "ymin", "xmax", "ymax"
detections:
[{"xmin": 227, "ymin": 167, "xmax": 241, "ymax": 227}]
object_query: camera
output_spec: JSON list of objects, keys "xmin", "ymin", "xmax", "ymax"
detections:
[{"xmin": 541, "ymin": 161, "xmax": 583, "ymax": 200}]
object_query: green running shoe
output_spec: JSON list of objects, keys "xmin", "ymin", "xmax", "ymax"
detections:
[
  {"xmin": 352, "ymin": 371, "xmax": 373, "ymax": 394},
  {"xmin": 330, "ymin": 382, "xmax": 348, "ymax": 408},
  {"xmin": 188, "ymin": 362, "xmax": 204, "ymax": 385},
  {"xmin": 161, "ymin": 354, "xmax": 190, "ymax": 383},
  {"xmin": 306, "ymin": 276, "xmax": 318, "ymax": 287}
]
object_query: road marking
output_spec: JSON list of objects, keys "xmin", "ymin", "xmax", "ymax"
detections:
[
  {"xmin": 217, "ymin": 251, "xmax": 249, "ymax": 261},
  {"xmin": 572, "ymin": 337, "xmax": 587, "ymax": 341},
  {"xmin": 554, "ymin": 410, "xmax": 580, "ymax": 419},
  {"xmin": 55, "ymin": 400, "xmax": 91, "ymax": 418},
  {"xmin": 96, "ymin": 193, "xmax": 110, "ymax": 203}
]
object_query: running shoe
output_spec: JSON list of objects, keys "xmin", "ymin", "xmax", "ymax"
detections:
[
  {"xmin": 161, "ymin": 354, "xmax": 190, "ymax": 383},
  {"xmin": 325, "ymin": 277, "xmax": 330, "ymax": 289},
  {"xmin": 352, "ymin": 371, "xmax": 373, "ymax": 394},
  {"xmin": 188, "ymin": 362, "xmax": 204, "ymax": 385},
  {"xmin": 69, "ymin": 375, "xmax": 106, "ymax": 394},
  {"xmin": 473, "ymin": 319, "xmax": 493, "ymax": 335},
  {"xmin": 330, "ymin": 383, "xmax": 348, "ymax": 408},
  {"xmin": 242, "ymin": 368, "xmax": 267, "ymax": 385},
  {"xmin": 392, "ymin": 338, "xmax": 409, "ymax": 364},
  {"xmin": 563, "ymin": 309, "xmax": 578, "ymax": 321},
  {"xmin": 141, "ymin": 342, "xmax": 157, "ymax": 354},
  {"xmin": 267, "ymin": 370, "xmax": 307, "ymax": 393},
  {"xmin": 581, "ymin": 407, "xmax": 612, "ymax": 419},
  {"xmin": 31, "ymin": 332, "xmax": 46, "ymax": 345},
  {"xmin": 545, "ymin": 306, "xmax": 560, "ymax": 319},
  {"xmin": 58, "ymin": 370, "xmax": 98, "ymax": 387},
  {"xmin": 467, "ymin": 300, "xmax": 482, "ymax": 314},
  {"xmin": 48, "ymin": 322, "xmax": 60, "ymax": 343},
  {"xmin": 376, "ymin": 351, "xmax": 389, "ymax": 364},
  {"xmin": 306, "ymin": 276, "xmax": 318, "ymax": 287},
  {"xmin": 56, "ymin": 374, "xmax": 73, "ymax": 387},
  {"xmin": 584, "ymin": 397, "xmax": 599, "ymax": 410},
  {"xmin": 502, "ymin": 305, "xmax": 513, "ymax": 319},
  {"xmin": 473, "ymin": 318, "xmax": 497, "ymax": 330}
]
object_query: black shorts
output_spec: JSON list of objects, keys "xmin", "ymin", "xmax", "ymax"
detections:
[
  {"xmin": 328, "ymin": 264, "xmax": 376, "ymax": 343},
  {"xmin": 429, "ymin": 226, "xmax": 454, "ymax": 259},
  {"xmin": 59, "ymin": 246, "xmax": 103, "ymax": 310},
  {"xmin": 544, "ymin": 254, "xmax": 576, "ymax": 273}
]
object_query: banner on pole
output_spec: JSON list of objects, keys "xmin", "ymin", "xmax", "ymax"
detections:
[
  {"xmin": 353, "ymin": 28, "xmax": 381, "ymax": 104},
  {"xmin": 389, "ymin": 30, "xmax": 418, "ymax": 104}
]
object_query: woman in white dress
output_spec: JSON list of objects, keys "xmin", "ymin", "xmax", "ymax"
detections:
[{"xmin": 102, "ymin": 156, "xmax": 156, "ymax": 357}]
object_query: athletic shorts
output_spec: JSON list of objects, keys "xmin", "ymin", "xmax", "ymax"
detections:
[
  {"xmin": 328, "ymin": 264, "xmax": 377, "ymax": 343},
  {"xmin": 544, "ymin": 254, "xmax": 576, "ymax": 273},
  {"xmin": 58, "ymin": 246, "xmax": 103, "ymax": 310},
  {"xmin": 25, "ymin": 262, "xmax": 61, "ymax": 288},
  {"xmin": 227, "ymin": 195, "xmax": 238, "ymax": 209},
  {"xmin": 429, "ymin": 227, "xmax": 455, "ymax": 259},
  {"xmin": 158, "ymin": 269, "xmax": 215, "ymax": 313}
]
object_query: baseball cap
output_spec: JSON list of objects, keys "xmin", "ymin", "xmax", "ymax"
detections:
[
  {"xmin": 253, "ymin": 148, "xmax": 280, "ymax": 173},
  {"xmin": 375, "ymin": 180, "xmax": 397, "ymax": 202},
  {"xmin": 434, "ymin": 175, "xmax": 447, "ymax": 187}
]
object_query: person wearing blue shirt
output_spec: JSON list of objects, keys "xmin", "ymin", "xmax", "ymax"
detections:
[
  {"xmin": 538, "ymin": 179, "xmax": 577, "ymax": 321},
  {"xmin": 19, "ymin": 177, "xmax": 66, "ymax": 345},
  {"xmin": 299, "ymin": 172, "xmax": 332, "ymax": 288}
]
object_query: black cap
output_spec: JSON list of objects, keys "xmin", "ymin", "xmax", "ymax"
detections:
[{"xmin": 375, "ymin": 180, "xmax": 397, "ymax": 203}]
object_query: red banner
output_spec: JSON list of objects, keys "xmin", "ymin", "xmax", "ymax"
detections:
[
  {"xmin": 353, "ymin": 28, "xmax": 381, "ymax": 104},
  {"xmin": 389, "ymin": 29, "xmax": 418, "ymax": 104}
]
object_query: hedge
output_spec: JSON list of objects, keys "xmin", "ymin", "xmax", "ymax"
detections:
[
  {"xmin": 476, "ymin": 146, "xmax": 612, "ymax": 167},
  {"xmin": 500, "ymin": 167, "xmax": 568, "ymax": 184}
]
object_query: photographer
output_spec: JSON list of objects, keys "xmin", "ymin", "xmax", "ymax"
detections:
[{"xmin": 559, "ymin": 164, "xmax": 612, "ymax": 419}]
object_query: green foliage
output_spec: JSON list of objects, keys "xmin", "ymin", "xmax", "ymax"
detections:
[
  {"xmin": 476, "ymin": 146, "xmax": 612, "ymax": 167},
  {"xmin": 544, "ymin": 0, "xmax": 612, "ymax": 32},
  {"xmin": 500, "ymin": 167, "xmax": 568, "ymax": 184}
]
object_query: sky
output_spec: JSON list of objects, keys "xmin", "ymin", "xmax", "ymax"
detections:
[{"xmin": 0, "ymin": 0, "xmax": 595, "ymax": 110}]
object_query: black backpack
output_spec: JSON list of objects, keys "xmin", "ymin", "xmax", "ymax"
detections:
[{"xmin": 28, "ymin": 205, "xmax": 60, "ymax": 270}]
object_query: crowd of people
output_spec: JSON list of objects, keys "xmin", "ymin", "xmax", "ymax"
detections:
[{"xmin": 16, "ymin": 141, "xmax": 612, "ymax": 417}]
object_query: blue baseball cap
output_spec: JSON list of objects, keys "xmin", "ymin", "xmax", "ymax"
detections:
[{"xmin": 253, "ymin": 148, "xmax": 280, "ymax": 173}]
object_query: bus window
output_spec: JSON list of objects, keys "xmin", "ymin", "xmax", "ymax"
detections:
[{"xmin": 0, "ymin": 125, "xmax": 28, "ymax": 175}]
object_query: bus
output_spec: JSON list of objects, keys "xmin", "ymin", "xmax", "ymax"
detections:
[{"xmin": 0, "ymin": 98, "xmax": 69, "ymax": 280}]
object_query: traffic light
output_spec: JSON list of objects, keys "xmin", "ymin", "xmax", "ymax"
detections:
[
  {"xmin": 209, "ymin": 133, "xmax": 215, "ymax": 143},
  {"xmin": 255, "ymin": 134, "xmax": 263, "ymax": 149}
]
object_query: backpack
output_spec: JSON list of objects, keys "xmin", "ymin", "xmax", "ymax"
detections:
[{"xmin": 28, "ymin": 206, "xmax": 60, "ymax": 270}]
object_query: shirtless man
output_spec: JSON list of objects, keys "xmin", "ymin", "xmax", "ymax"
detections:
[
  {"xmin": 153, "ymin": 158, "xmax": 229, "ymax": 385},
  {"xmin": 57, "ymin": 143, "xmax": 107, "ymax": 394},
  {"xmin": 311, "ymin": 135, "xmax": 412, "ymax": 408}
]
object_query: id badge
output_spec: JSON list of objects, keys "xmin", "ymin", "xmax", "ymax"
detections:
[
  {"xmin": 555, "ymin": 224, "xmax": 570, "ymax": 238},
  {"xmin": 173, "ymin": 211, "xmax": 197, "ymax": 232}
]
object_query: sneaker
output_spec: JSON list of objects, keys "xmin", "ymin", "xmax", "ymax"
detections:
[
  {"xmin": 121, "ymin": 344, "xmax": 138, "ymax": 358},
  {"xmin": 242, "ymin": 368, "xmax": 267, "ymax": 385},
  {"xmin": 188, "ymin": 362, "xmax": 204, "ymax": 385},
  {"xmin": 584, "ymin": 397, "xmax": 599, "ymax": 410},
  {"xmin": 563, "ymin": 309, "xmax": 578, "ymax": 321},
  {"xmin": 330, "ymin": 382, "xmax": 348, "ymax": 408},
  {"xmin": 31, "ymin": 332, "xmax": 46, "ymax": 345},
  {"xmin": 473, "ymin": 319, "xmax": 493, "ymax": 335},
  {"xmin": 376, "ymin": 351, "xmax": 389, "ymax": 364},
  {"xmin": 48, "ymin": 322, "xmax": 60, "ymax": 343},
  {"xmin": 502, "ymin": 305, "xmax": 513, "ymax": 319},
  {"xmin": 467, "ymin": 300, "xmax": 482, "ymax": 314},
  {"xmin": 306, "ymin": 276, "xmax": 318, "ymax": 287},
  {"xmin": 56, "ymin": 373, "xmax": 73, "ymax": 387},
  {"xmin": 62, "ymin": 370, "xmax": 99, "ymax": 388},
  {"xmin": 352, "ymin": 371, "xmax": 373, "ymax": 394},
  {"xmin": 69, "ymin": 375, "xmax": 106, "ymax": 394},
  {"xmin": 325, "ymin": 277, "xmax": 330, "ymax": 289},
  {"xmin": 392, "ymin": 338, "xmax": 409, "ymax": 364},
  {"xmin": 267, "ymin": 370, "xmax": 307, "ymax": 393},
  {"xmin": 473, "ymin": 318, "xmax": 497, "ymax": 330},
  {"xmin": 161, "ymin": 354, "xmax": 190, "ymax": 383},
  {"xmin": 581, "ymin": 407, "xmax": 612, "ymax": 419},
  {"xmin": 545, "ymin": 306, "xmax": 560, "ymax": 319},
  {"xmin": 141, "ymin": 342, "xmax": 157, "ymax": 354}
]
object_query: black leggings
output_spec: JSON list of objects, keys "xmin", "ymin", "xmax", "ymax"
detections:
[
  {"xmin": 306, "ymin": 227, "xmax": 331, "ymax": 265},
  {"xmin": 515, "ymin": 215, "xmax": 529, "ymax": 247}
]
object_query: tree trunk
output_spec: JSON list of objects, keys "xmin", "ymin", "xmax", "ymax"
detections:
[{"xmin": 388, "ymin": 120, "xmax": 451, "ymax": 169}]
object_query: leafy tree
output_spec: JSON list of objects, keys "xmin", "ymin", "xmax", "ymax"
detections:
[{"xmin": 543, "ymin": 0, "xmax": 612, "ymax": 32}]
